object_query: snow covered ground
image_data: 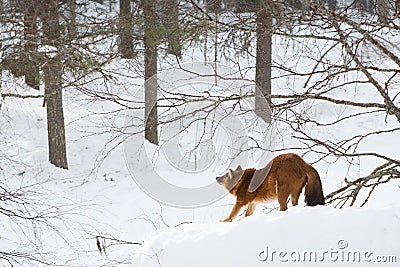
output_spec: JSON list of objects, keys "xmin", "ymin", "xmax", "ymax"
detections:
[
  {"xmin": 1, "ymin": 27, "xmax": 400, "ymax": 266},
  {"xmin": 1, "ymin": 62, "xmax": 399, "ymax": 266},
  {"xmin": 133, "ymin": 206, "xmax": 400, "ymax": 267}
]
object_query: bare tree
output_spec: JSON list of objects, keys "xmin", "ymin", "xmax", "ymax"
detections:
[
  {"xmin": 162, "ymin": 0, "xmax": 182, "ymax": 58},
  {"xmin": 120, "ymin": 0, "xmax": 135, "ymax": 58},
  {"xmin": 42, "ymin": 0, "xmax": 68, "ymax": 169},
  {"xmin": 1, "ymin": 0, "xmax": 39, "ymax": 88},
  {"xmin": 375, "ymin": 0, "xmax": 390, "ymax": 25},
  {"xmin": 67, "ymin": 0, "xmax": 77, "ymax": 40},
  {"xmin": 325, "ymin": 162, "xmax": 400, "ymax": 208},
  {"xmin": 205, "ymin": 0, "xmax": 221, "ymax": 13},
  {"xmin": 286, "ymin": 0, "xmax": 305, "ymax": 10},
  {"xmin": 326, "ymin": 0, "xmax": 337, "ymax": 11},
  {"xmin": 23, "ymin": 0, "xmax": 40, "ymax": 89},
  {"xmin": 255, "ymin": 0, "xmax": 272, "ymax": 122},
  {"xmin": 270, "ymin": 0, "xmax": 400, "ymax": 207},
  {"xmin": 182, "ymin": 0, "xmax": 400, "ymax": 207},
  {"xmin": 143, "ymin": 0, "xmax": 159, "ymax": 145},
  {"xmin": 354, "ymin": 0, "xmax": 374, "ymax": 13}
]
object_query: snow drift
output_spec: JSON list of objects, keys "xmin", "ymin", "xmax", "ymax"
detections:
[{"xmin": 133, "ymin": 206, "xmax": 400, "ymax": 267}]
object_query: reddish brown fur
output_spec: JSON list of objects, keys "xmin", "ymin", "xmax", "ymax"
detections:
[{"xmin": 216, "ymin": 153, "xmax": 324, "ymax": 222}]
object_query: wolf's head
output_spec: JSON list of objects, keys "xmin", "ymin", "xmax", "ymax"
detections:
[{"xmin": 216, "ymin": 165, "xmax": 244, "ymax": 191}]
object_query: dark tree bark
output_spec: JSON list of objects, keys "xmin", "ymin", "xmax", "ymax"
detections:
[
  {"xmin": 205, "ymin": 0, "xmax": 221, "ymax": 13},
  {"xmin": 119, "ymin": 0, "xmax": 134, "ymax": 58},
  {"xmin": 44, "ymin": 58, "xmax": 68, "ymax": 169},
  {"xmin": 42, "ymin": 0, "xmax": 60, "ymax": 45},
  {"xmin": 396, "ymin": 0, "xmax": 400, "ymax": 15},
  {"xmin": 286, "ymin": 0, "xmax": 304, "ymax": 10},
  {"xmin": 68, "ymin": 0, "xmax": 77, "ymax": 41},
  {"xmin": 234, "ymin": 0, "xmax": 258, "ymax": 13},
  {"xmin": 42, "ymin": 0, "xmax": 68, "ymax": 169},
  {"xmin": 255, "ymin": 0, "xmax": 272, "ymax": 123},
  {"xmin": 23, "ymin": 0, "xmax": 40, "ymax": 89},
  {"xmin": 143, "ymin": 0, "xmax": 158, "ymax": 145},
  {"xmin": 376, "ymin": 0, "xmax": 390, "ymax": 25},
  {"xmin": 326, "ymin": 0, "xmax": 337, "ymax": 12},
  {"xmin": 355, "ymin": 0, "xmax": 374, "ymax": 13},
  {"xmin": 162, "ymin": 0, "xmax": 182, "ymax": 58},
  {"xmin": 0, "ymin": 0, "xmax": 2, "ymax": 110}
]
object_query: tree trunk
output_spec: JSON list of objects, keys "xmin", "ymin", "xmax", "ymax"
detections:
[
  {"xmin": 255, "ymin": 0, "xmax": 272, "ymax": 123},
  {"xmin": 68, "ymin": 0, "xmax": 77, "ymax": 41},
  {"xmin": 23, "ymin": 0, "xmax": 40, "ymax": 90},
  {"xmin": 42, "ymin": 0, "xmax": 68, "ymax": 169},
  {"xmin": 119, "ymin": 0, "xmax": 134, "ymax": 58},
  {"xmin": 286, "ymin": 0, "xmax": 304, "ymax": 10},
  {"xmin": 162, "ymin": 0, "xmax": 182, "ymax": 58},
  {"xmin": 0, "ymin": 1, "xmax": 2, "ymax": 110},
  {"xmin": 355, "ymin": 0, "xmax": 374, "ymax": 13},
  {"xmin": 326, "ymin": 0, "xmax": 337, "ymax": 12},
  {"xmin": 143, "ymin": 0, "xmax": 158, "ymax": 145},
  {"xmin": 376, "ymin": 0, "xmax": 390, "ymax": 25},
  {"xmin": 396, "ymin": 0, "xmax": 400, "ymax": 15},
  {"xmin": 44, "ymin": 57, "xmax": 68, "ymax": 169},
  {"xmin": 205, "ymin": 0, "xmax": 222, "ymax": 13},
  {"xmin": 235, "ymin": 0, "xmax": 258, "ymax": 13}
]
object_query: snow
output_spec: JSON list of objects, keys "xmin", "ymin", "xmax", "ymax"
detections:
[
  {"xmin": 1, "ymin": 7, "xmax": 400, "ymax": 266},
  {"xmin": 133, "ymin": 206, "xmax": 400, "ymax": 267},
  {"xmin": 1, "ymin": 54, "xmax": 400, "ymax": 265},
  {"xmin": 37, "ymin": 45, "xmax": 58, "ymax": 58}
]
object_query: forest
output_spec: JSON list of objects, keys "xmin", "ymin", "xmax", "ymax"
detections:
[{"xmin": 0, "ymin": 0, "xmax": 399, "ymax": 266}]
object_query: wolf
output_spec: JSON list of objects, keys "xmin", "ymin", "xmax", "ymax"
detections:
[{"xmin": 216, "ymin": 153, "xmax": 324, "ymax": 222}]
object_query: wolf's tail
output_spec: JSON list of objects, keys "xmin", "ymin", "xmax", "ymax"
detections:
[{"xmin": 304, "ymin": 166, "xmax": 325, "ymax": 206}]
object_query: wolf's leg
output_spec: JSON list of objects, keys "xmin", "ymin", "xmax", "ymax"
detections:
[
  {"xmin": 220, "ymin": 201, "xmax": 245, "ymax": 222},
  {"xmin": 245, "ymin": 202, "xmax": 257, "ymax": 217},
  {"xmin": 291, "ymin": 189, "xmax": 302, "ymax": 206},
  {"xmin": 277, "ymin": 187, "xmax": 290, "ymax": 211}
]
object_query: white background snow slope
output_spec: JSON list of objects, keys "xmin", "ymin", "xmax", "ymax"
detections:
[{"xmin": 133, "ymin": 206, "xmax": 400, "ymax": 267}]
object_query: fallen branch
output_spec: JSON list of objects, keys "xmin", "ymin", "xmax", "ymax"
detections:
[
  {"xmin": 1, "ymin": 93, "xmax": 44, "ymax": 99},
  {"xmin": 325, "ymin": 162, "xmax": 400, "ymax": 208}
]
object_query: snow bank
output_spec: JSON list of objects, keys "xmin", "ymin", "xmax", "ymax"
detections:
[{"xmin": 133, "ymin": 206, "xmax": 400, "ymax": 267}]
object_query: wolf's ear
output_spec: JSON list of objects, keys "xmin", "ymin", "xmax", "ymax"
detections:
[
  {"xmin": 229, "ymin": 169, "xmax": 234, "ymax": 177},
  {"xmin": 236, "ymin": 165, "xmax": 242, "ymax": 171}
]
